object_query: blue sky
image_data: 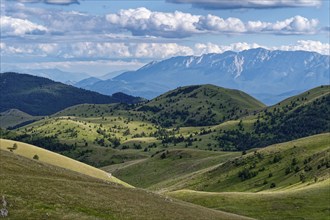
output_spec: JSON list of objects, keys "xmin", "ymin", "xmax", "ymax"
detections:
[{"xmin": 1, "ymin": 0, "xmax": 329, "ymax": 76}]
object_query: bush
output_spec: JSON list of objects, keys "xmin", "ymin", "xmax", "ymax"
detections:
[
  {"xmin": 238, "ymin": 168, "xmax": 258, "ymax": 181},
  {"xmin": 160, "ymin": 152, "xmax": 166, "ymax": 159},
  {"xmin": 7, "ymin": 143, "xmax": 18, "ymax": 152},
  {"xmin": 270, "ymin": 183, "xmax": 276, "ymax": 188},
  {"xmin": 33, "ymin": 154, "xmax": 39, "ymax": 160}
]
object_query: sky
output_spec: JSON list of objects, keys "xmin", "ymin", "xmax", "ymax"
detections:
[{"xmin": 1, "ymin": 0, "xmax": 329, "ymax": 77}]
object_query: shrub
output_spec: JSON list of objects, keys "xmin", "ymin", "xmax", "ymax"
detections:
[
  {"xmin": 270, "ymin": 183, "xmax": 276, "ymax": 188},
  {"xmin": 33, "ymin": 154, "xmax": 39, "ymax": 160},
  {"xmin": 160, "ymin": 152, "xmax": 166, "ymax": 159}
]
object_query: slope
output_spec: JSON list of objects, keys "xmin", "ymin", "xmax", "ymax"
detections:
[
  {"xmin": 168, "ymin": 179, "xmax": 330, "ymax": 220},
  {"xmin": 0, "ymin": 109, "xmax": 41, "ymax": 129},
  {"xmin": 103, "ymin": 149, "xmax": 240, "ymax": 189},
  {"xmin": 0, "ymin": 139, "xmax": 130, "ymax": 187},
  {"xmin": 137, "ymin": 84, "xmax": 265, "ymax": 127},
  {"xmin": 163, "ymin": 133, "xmax": 329, "ymax": 192},
  {"xmin": 0, "ymin": 72, "xmax": 142, "ymax": 115},
  {"xmin": 0, "ymin": 149, "xmax": 253, "ymax": 220}
]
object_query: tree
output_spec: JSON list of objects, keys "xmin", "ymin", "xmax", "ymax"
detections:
[
  {"xmin": 33, "ymin": 154, "xmax": 39, "ymax": 160},
  {"xmin": 7, "ymin": 143, "xmax": 18, "ymax": 152},
  {"xmin": 160, "ymin": 152, "xmax": 166, "ymax": 159}
]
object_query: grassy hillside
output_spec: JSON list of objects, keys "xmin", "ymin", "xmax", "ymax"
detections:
[
  {"xmin": 0, "ymin": 149, "xmax": 252, "ymax": 220},
  {"xmin": 168, "ymin": 179, "xmax": 330, "ymax": 220},
  {"xmin": 103, "ymin": 149, "xmax": 240, "ymax": 189},
  {"xmin": 2, "ymin": 114, "xmax": 157, "ymax": 167},
  {"xmin": 0, "ymin": 139, "xmax": 131, "ymax": 187},
  {"xmin": 0, "ymin": 109, "xmax": 41, "ymax": 129},
  {"xmin": 137, "ymin": 84, "xmax": 265, "ymax": 127},
  {"xmin": 164, "ymin": 133, "xmax": 329, "ymax": 192},
  {"xmin": 0, "ymin": 72, "xmax": 143, "ymax": 116},
  {"xmin": 2, "ymin": 85, "xmax": 328, "ymax": 170},
  {"xmin": 208, "ymin": 85, "xmax": 330, "ymax": 151}
]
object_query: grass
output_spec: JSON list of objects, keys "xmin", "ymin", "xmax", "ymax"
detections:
[
  {"xmin": 103, "ymin": 149, "xmax": 240, "ymax": 189},
  {"xmin": 0, "ymin": 150, "xmax": 253, "ymax": 220},
  {"xmin": 168, "ymin": 179, "xmax": 330, "ymax": 220},
  {"xmin": 140, "ymin": 84, "xmax": 265, "ymax": 127},
  {"xmin": 0, "ymin": 109, "xmax": 41, "ymax": 129},
  {"xmin": 163, "ymin": 133, "xmax": 330, "ymax": 192},
  {"xmin": 0, "ymin": 139, "xmax": 131, "ymax": 187}
]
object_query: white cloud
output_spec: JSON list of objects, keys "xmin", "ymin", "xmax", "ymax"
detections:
[
  {"xmin": 2, "ymin": 40, "xmax": 328, "ymax": 62},
  {"xmin": 197, "ymin": 15, "xmax": 318, "ymax": 35},
  {"xmin": 167, "ymin": 0, "xmax": 322, "ymax": 9},
  {"xmin": 0, "ymin": 42, "xmax": 194, "ymax": 59},
  {"xmin": 106, "ymin": 8, "xmax": 319, "ymax": 37},
  {"xmin": 1, "ymin": 60, "xmax": 145, "ymax": 76},
  {"xmin": 194, "ymin": 42, "xmax": 262, "ymax": 55},
  {"xmin": 276, "ymin": 40, "xmax": 330, "ymax": 55},
  {"xmin": 106, "ymin": 7, "xmax": 200, "ymax": 38},
  {"xmin": 0, "ymin": 15, "xmax": 48, "ymax": 36}
]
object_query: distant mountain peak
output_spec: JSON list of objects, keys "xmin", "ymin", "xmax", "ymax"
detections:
[{"xmin": 78, "ymin": 49, "xmax": 329, "ymax": 105}]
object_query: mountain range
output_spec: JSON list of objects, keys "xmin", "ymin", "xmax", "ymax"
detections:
[{"xmin": 76, "ymin": 48, "xmax": 329, "ymax": 105}]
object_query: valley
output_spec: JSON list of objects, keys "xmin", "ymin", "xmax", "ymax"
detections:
[{"xmin": 1, "ymin": 75, "xmax": 329, "ymax": 219}]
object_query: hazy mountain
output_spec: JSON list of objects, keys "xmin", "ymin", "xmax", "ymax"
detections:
[
  {"xmin": 74, "ymin": 77, "xmax": 102, "ymax": 88},
  {"xmin": 0, "ymin": 72, "xmax": 144, "ymax": 115},
  {"xmin": 80, "ymin": 49, "xmax": 329, "ymax": 105},
  {"xmin": 17, "ymin": 68, "xmax": 91, "ymax": 84},
  {"xmin": 99, "ymin": 70, "xmax": 130, "ymax": 80}
]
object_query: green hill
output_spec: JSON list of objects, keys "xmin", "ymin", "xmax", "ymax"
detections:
[
  {"xmin": 137, "ymin": 84, "xmax": 265, "ymax": 127},
  {"xmin": 0, "ymin": 72, "xmax": 143, "ymax": 116},
  {"xmin": 0, "ymin": 109, "xmax": 41, "ymax": 129},
  {"xmin": 208, "ymin": 85, "xmax": 330, "ymax": 151},
  {"xmin": 0, "ymin": 148, "xmax": 252, "ymax": 219},
  {"xmin": 103, "ymin": 149, "xmax": 240, "ymax": 189},
  {"xmin": 168, "ymin": 179, "xmax": 330, "ymax": 220},
  {"xmin": 164, "ymin": 133, "xmax": 330, "ymax": 192},
  {"xmin": 0, "ymin": 139, "xmax": 131, "ymax": 187}
]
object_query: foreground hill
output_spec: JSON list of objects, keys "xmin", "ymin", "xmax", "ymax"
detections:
[
  {"xmin": 80, "ymin": 49, "xmax": 330, "ymax": 104},
  {"xmin": 165, "ymin": 133, "xmax": 330, "ymax": 192},
  {"xmin": 168, "ymin": 180, "xmax": 330, "ymax": 220},
  {"xmin": 0, "ymin": 148, "xmax": 252, "ymax": 219},
  {"xmin": 105, "ymin": 134, "xmax": 330, "ymax": 193},
  {"xmin": 103, "ymin": 149, "xmax": 240, "ymax": 189},
  {"xmin": 0, "ymin": 139, "xmax": 130, "ymax": 187},
  {"xmin": 138, "ymin": 84, "xmax": 265, "ymax": 127},
  {"xmin": 0, "ymin": 72, "xmax": 143, "ymax": 115}
]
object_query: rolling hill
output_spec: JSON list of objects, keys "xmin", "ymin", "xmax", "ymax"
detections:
[
  {"xmin": 0, "ymin": 139, "xmax": 131, "ymax": 187},
  {"xmin": 103, "ymin": 149, "xmax": 240, "ymax": 189},
  {"xmin": 165, "ymin": 133, "xmax": 330, "ymax": 192},
  {"xmin": 0, "ymin": 145, "xmax": 252, "ymax": 219},
  {"xmin": 3, "ymin": 85, "xmax": 328, "ymax": 170},
  {"xmin": 0, "ymin": 72, "xmax": 143, "ymax": 115},
  {"xmin": 0, "ymin": 109, "xmax": 41, "ymax": 129},
  {"xmin": 168, "ymin": 179, "xmax": 330, "ymax": 220},
  {"xmin": 137, "ymin": 84, "xmax": 265, "ymax": 127}
]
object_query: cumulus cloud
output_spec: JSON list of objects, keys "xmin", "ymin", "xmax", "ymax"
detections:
[
  {"xmin": 167, "ymin": 0, "xmax": 321, "ymax": 9},
  {"xmin": 0, "ymin": 15, "xmax": 48, "ymax": 36},
  {"xmin": 106, "ymin": 8, "xmax": 319, "ymax": 37},
  {"xmin": 194, "ymin": 42, "xmax": 263, "ymax": 55},
  {"xmin": 2, "ymin": 40, "xmax": 328, "ymax": 63},
  {"xmin": 106, "ymin": 7, "xmax": 200, "ymax": 38},
  {"xmin": 276, "ymin": 40, "xmax": 330, "ymax": 55},
  {"xmin": 16, "ymin": 0, "xmax": 79, "ymax": 5},
  {"xmin": 0, "ymin": 42, "xmax": 194, "ymax": 59}
]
